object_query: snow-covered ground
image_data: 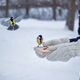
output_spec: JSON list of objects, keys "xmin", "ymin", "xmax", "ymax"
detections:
[{"xmin": 0, "ymin": 18, "xmax": 80, "ymax": 80}]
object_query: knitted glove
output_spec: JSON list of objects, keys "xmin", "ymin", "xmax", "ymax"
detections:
[
  {"xmin": 46, "ymin": 40, "xmax": 80, "ymax": 62},
  {"xmin": 43, "ymin": 37, "xmax": 69, "ymax": 47}
]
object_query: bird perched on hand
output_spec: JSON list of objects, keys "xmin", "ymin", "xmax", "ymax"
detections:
[
  {"xmin": 1, "ymin": 15, "xmax": 23, "ymax": 30},
  {"xmin": 37, "ymin": 35, "xmax": 43, "ymax": 47}
]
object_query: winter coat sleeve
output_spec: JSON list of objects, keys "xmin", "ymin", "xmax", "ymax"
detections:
[{"xmin": 69, "ymin": 37, "xmax": 80, "ymax": 42}]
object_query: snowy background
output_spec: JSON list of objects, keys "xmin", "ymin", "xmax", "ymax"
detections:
[{"xmin": 0, "ymin": 18, "xmax": 80, "ymax": 80}]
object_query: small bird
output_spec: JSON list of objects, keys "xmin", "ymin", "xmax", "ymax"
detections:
[
  {"xmin": 37, "ymin": 35, "xmax": 43, "ymax": 47},
  {"xmin": 1, "ymin": 15, "xmax": 23, "ymax": 30}
]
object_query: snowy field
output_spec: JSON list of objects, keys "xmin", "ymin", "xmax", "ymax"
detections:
[{"xmin": 0, "ymin": 18, "xmax": 80, "ymax": 80}]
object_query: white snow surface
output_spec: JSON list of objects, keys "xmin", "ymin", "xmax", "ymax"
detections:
[{"xmin": 0, "ymin": 18, "xmax": 80, "ymax": 80}]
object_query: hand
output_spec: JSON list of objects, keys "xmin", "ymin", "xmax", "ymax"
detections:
[
  {"xmin": 35, "ymin": 37, "xmax": 69, "ymax": 58},
  {"xmin": 43, "ymin": 37, "xmax": 69, "ymax": 47},
  {"xmin": 46, "ymin": 41, "xmax": 80, "ymax": 62}
]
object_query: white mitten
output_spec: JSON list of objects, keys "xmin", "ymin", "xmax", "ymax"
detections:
[
  {"xmin": 46, "ymin": 40, "xmax": 80, "ymax": 62},
  {"xmin": 43, "ymin": 37, "xmax": 69, "ymax": 47}
]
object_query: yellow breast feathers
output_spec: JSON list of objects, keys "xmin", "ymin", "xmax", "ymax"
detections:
[{"xmin": 9, "ymin": 19, "xmax": 15, "ymax": 25}]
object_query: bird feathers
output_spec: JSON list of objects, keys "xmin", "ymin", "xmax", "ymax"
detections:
[
  {"xmin": 37, "ymin": 35, "xmax": 43, "ymax": 46},
  {"xmin": 1, "ymin": 15, "xmax": 23, "ymax": 27},
  {"xmin": 1, "ymin": 20, "xmax": 10, "ymax": 27}
]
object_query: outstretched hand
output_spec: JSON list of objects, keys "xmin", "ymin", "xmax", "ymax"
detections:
[{"xmin": 35, "ymin": 38, "xmax": 80, "ymax": 62}]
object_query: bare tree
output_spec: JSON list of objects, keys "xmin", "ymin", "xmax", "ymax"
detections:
[
  {"xmin": 25, "ymin": 0, "xmax": 29, "ymax": 17},
  {"xmin": 53, "ymin": 0, "xmax": 56, "ymax": 20},
  {"xmin": 5, "ymin": 0, "xmax": 9, "ymax": 17},
  {"xmin": 66, "ymin": 0, "xmax": 76, "ymax": 31}
]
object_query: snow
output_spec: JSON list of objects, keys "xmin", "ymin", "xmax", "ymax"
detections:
[{"xmin": 0, "ymin": 18, "xmax": 80, "ymax": 80}]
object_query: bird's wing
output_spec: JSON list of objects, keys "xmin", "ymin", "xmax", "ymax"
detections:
[
  {"xmin": 15, "ymin": 15, "xmax": 23, "ymax": 23},
  {"xmin": 37, "ymin": 38, "xmax": 40, "ymax": 45},
  {"xmin": 1, "ymin": 20, "xmax": 10, "ymax": 27}
]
